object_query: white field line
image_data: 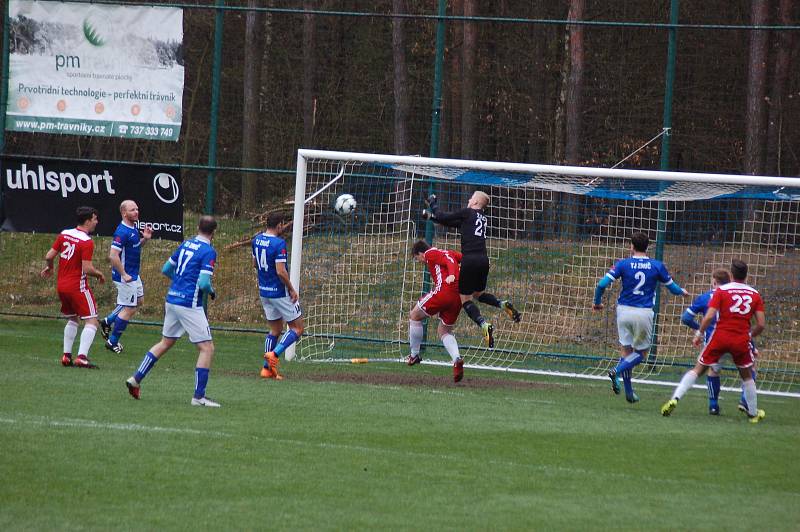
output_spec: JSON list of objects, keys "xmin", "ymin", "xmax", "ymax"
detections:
[
  {"xmin": 417, "ymin": 360, "xmax": 800, "ymax": 398},
  {"xmin": 0, "ymin": 415, "xmax": 231, "ymax": 437}
]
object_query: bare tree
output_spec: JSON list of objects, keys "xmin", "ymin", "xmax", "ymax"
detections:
[
  {"xmin": 303, "ymin": 0, "xmax": 317, "ymax": 147},
  {"xmin": 765, "ymin": 0, "xmax": 794, "ymax": 176},
  {"xmin": 461, "ymin": 0, "xmax": 477, "ymax": 159},
  {"xmin": 565, "ymin": 0, "xmax": 585, "ymax": 165},
  {"xmin": 392, "ymin": 0, "xmax": 409, "ymax": 154},
  {"xmin": 241, "ymin": 0, "xmax": 262, "ymax": 210},
  {"xmin": 744, "ymin": 0, "xmax": 770, "ymax": 175}
]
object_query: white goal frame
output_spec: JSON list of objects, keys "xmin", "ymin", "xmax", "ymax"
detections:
[{"xmin": 290, "ymin": 149, "xmax": 800, "ymax": 398}]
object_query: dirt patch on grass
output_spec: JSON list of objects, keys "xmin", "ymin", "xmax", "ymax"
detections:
[{"xmin": 225, "ymin": 366, "xmax": 562, "ymax": 390}]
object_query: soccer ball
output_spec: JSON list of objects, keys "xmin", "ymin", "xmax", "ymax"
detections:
[{"xmin": 334, "ymin": 194, "xmax": 357, "ymax": 215}]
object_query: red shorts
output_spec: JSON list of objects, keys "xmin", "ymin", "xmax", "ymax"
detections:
[
  {"xmin": 58, "ymin": 289, "xmax": 98, "ymax": 320},
  {"xmin": 699, "ymin": 332, "xmax": 755, "ymax": 368},
  {"xmin": 417, "ymin": 289, "xmax": 462, "ymax": 326}
]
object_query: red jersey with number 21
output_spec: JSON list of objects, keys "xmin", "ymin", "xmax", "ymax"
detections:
[
  {"xmin": 52, "ymin": 228, "xmax": 95, "ymax": 292},
  {"xmin": 709, "ymin": 282, "xmax": 764, "ymax": 338}
]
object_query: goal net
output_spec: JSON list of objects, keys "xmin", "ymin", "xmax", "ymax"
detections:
[{"xmin": 290, "ymin": 149, "xmax": 800, "ymax": 396}]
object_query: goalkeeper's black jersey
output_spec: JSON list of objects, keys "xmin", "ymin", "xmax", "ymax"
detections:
[{"xmin": 433, "ymin": 207, "xmax": 488, "ymax": 255}]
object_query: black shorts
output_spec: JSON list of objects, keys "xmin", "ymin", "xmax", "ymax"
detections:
[{"xmin": 458, "ymin": 253, "xmax": 489, "ymax": 295}]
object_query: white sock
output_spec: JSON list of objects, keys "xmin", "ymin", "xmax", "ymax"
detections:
[
  {"xmin": 78, "ymin": 324, "xmax": 97, "ymax": 357},
  {"xmin": 673, "ymin": 370, "xmax": 698, "ymax": 400},
  {"xmin": 409, "ymin": 320, "xmax": 424, "ymax": 356},
  {"xmin": 441, "ymin": 333, "xmax": 460, "ymax": 363},
  {"xmin": 743, "ymin": 379, "xmax": 758, "ymax": 416},
  {"xmin": 63, "ymin": 321, "xmax": 79, "ymax": 355}
]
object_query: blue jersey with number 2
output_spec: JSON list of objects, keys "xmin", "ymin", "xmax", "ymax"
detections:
[
  {"xmin": 606, "ymin": 257, "xmax": 673, "ymax": 308},
  {"xmin": 166, "ymin": 236, "xmax": 217, "ymax": 308}
]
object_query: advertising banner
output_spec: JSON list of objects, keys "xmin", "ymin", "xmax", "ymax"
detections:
[
  {"xmin": 1, "ymin": 156, "xmax": 184, "ymax": 241},
  {"xmin": 5, "ymin": 0, "xmax": 184, "ymax": 141}
]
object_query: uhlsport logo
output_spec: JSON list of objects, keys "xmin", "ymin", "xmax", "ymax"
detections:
[{"xmin": 153, "ymin": 173, "xmax": 179, "ymax": 204}]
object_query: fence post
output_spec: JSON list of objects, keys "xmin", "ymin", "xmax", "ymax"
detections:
[
  {"xmin": 651, "ymin": 0, "xmax": 679, "ymax": 359},
  {"xmin": 205, "ymin": 0, "xmax": 225, "ymax": 215},
  {"xmin": 0, "ymin": 1, "xmax": 11, "ymax": 155}
]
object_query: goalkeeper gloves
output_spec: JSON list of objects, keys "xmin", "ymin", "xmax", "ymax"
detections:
[
  {"xmin": 422, "ymin": 209, "xmax": 437, "ymax": 221},
  {"xmin": 425, "ymin": 194, "xmax": 438, "ymax": 213}
]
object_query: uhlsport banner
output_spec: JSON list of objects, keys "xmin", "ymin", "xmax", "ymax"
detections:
[
  {"xmin": 1, "ymin": 156, "xmax": 184, "ymax": 242},
  {"xmin": 5, "ymin": 0, "xmax": 184, "ymax": 141}
]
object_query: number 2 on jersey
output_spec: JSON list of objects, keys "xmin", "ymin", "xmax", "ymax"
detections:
[{"xmin": 632, "ymin": 271, "xmax": 646, "ymax": 295}]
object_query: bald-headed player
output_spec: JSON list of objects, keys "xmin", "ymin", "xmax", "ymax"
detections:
[
  {"xmin": 424, "ymin": 190, "xmax": 521, "ymax": 348},
  {"xmin": 100, "ymin": 200, "xmax": 153, "ymax": 352}
]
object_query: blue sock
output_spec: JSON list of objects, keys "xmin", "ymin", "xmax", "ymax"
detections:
[
  {"xmin": 134, "ymin": 352, "xmax": 159, "ymax": 383},
  {"xmin": 109, "ymin": 318, "xmax": 129, "ymax": 344},
  {"xmin": 194, "ymin": 368, "xmax": 210, "ymax": 399},
  {"xmin": 614, "ymin": 352, "xmax": 644, "ymax": 374},
  {"xmin": 707, "ymin": 375, "xmax": 720, "ymax": 408},
  {"xmin": 263, "ymin": 334, "xmax": 278, "ymax": 368},
  {"xmin": 622, "ymin": 368, "xmax": 634, "ymax": 396},
  {"xmin": 273, "ymin": 329, "xmax": 300, "ymax": 356},
  {"xmin": 105, "ymin": 305, "xmax": 123, "ymax": 325}
]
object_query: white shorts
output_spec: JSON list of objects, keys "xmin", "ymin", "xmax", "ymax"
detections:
[
  {"xmin": 616, "ymin": 305, "xmax": 654, "ymax": 351},
  {"xmin": 115, "ymin": 278, "xmax": 144, "ymax": 307},
  {"xmin": 260, "ymin": 295, "xmax": 302, "ymax": 323},
  {"xmin": 162, "ymin": 303, "xmax": 212, "ymax": 344}
]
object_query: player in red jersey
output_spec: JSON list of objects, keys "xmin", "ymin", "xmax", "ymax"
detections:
[
  {"xmin": 405, "ymin": 240, "xmax": 466, "ymax": 382},
  {"xmin": 661, "ymin": 260, "xmax": 766, "ymax": 423},
  {"xmin": 40, "ymin": 206, "xmax": 106, "ymax": 368}
]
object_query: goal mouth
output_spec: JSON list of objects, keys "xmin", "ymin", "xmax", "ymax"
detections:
[{"xmin": 290, "ymin": 150, "xmax": 800, "ymax": 397}]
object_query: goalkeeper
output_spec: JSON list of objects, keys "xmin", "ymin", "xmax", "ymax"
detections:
[{"xmin": 423, "ymin": 190, "xmax": 521, "ymax": 348}]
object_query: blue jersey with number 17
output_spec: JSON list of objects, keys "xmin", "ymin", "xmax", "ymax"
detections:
[
  {"xmin": 252, "ymin": 232, "xmax": 287, "ymax": 298},
  {"xmin": 606, "ymin": 256, "xmax": 673, "ymax": 308},
  {"xmin": 165, "ymin": 236, "xmax": 217, "ymax": 308}
]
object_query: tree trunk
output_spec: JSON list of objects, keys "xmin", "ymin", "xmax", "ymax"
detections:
[
  {"xmin": 461, "ymin": 0, "xmax": 477, "ymax": 159},
  {"xmin": 446, "ymin": 0, "xmax": 463, "ymax": 158},
  {"xmin": 259, "ymin": 6, "xmax": 279, "ymax": 200},
  {"xmin": 565, "ymin": 0, "xmax": 585, "ymax": 165},
  {"xmin": 553, "ymin": 22, "xmax": 570, "ymax": 165},
  {"xmin": 765, "ymin": 0, "xmax": 793, "ymax": 176},
  {"xmin": 302, "ymin": 0, "xmax": 316, "ymax": 147},
  {"xmin": 392, "ymin": 0, "xmax": 409, "ymax": 154},
  {"xmin": 744, "ymin": 0, "xmax": 770, "ymax": 175},
  {"xmin": 241, "ymin": 0, "xmax": 261, "ymax": 211}
]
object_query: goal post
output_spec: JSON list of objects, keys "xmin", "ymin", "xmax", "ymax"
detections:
[{"xmin": 290, "ymin": 149, "xmax": 800, "ymax": 396}]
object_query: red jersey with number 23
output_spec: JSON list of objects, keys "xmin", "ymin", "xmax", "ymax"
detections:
[
  {"xmin": 709, "ymin": 282, "xmax": 764, "ymax": 338},
  {"xmin": 52, "ymin": 228, "xmax": 95, "ymax": 292}
]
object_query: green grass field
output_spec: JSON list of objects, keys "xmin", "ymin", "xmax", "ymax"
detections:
[{"xmin": 1, "ymin": 316, "xmax": 799, "ymax": 531}]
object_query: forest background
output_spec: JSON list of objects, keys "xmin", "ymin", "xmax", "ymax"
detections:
[{"xmin": 1, "ymin": 0, "xmax": 798, "ymax": 215}]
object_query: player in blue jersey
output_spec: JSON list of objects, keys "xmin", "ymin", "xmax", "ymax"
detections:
[
  {"xmin": 592, "ymin": 232, "xmax": 688, "ymax": 403},
  {"xmin": 252, "ymin": 213, "xmax": 304, "ymax": 380},
  {"xmin": 125, "ymin": 216, "xmax": 221, "ymax": 407},
  {"xmin": 681, "ymin": 269, "xmax": 729, "ymax": 415},
  {"xmin": 100, "ymin": 200, "xmax": 153, "ymax": 353}
]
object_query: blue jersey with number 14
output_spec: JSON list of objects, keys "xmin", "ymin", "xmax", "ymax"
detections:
[
  {"xmin": 252, "ymin": 233, "xmax": 288, "ymax": 298},
  {"xmin": 165, "ymin": 236, "xmax": 217, "ymax": 308},
  {"xmin": 606, "ymin": 256, "xmax": 673, "ymax": 308}
]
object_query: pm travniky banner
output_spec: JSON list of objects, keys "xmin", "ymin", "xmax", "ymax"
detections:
[
  {"xmin": 5, "ymin": 0, "xmax": 184, "ymax": 141},
  {"xmin": 1, "ymin": 156, "xmax": 184, "ymax": 241}
]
